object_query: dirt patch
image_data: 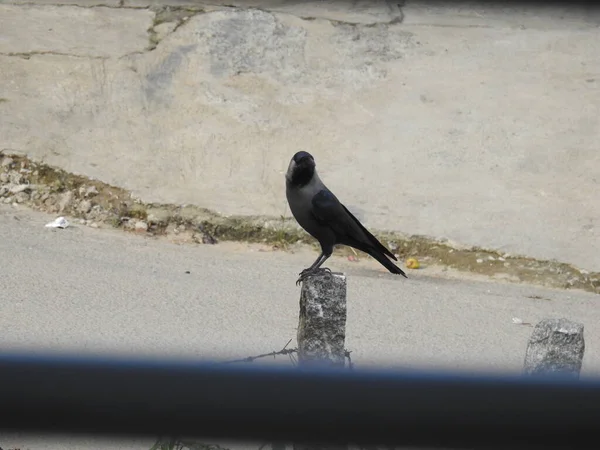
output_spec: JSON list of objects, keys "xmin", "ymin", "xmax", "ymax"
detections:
[{"xmin": 1, "ymin": 150, "xmax": 598, "ymax": 295}]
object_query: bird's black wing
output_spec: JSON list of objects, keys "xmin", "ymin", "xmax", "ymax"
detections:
[
  {"xmin": 340, "ymin": 203, "xmax": 398, "ymax": 261},
  {"xmin": 311, "ymin": 189, "xmax": 397, "ymax": 261}
]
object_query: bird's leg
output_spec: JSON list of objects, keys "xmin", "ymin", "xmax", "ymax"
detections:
[
  {"xmin": 296, "ymin": 252, "xmax": 332, "ymax": 286},
  {"xmin": 300, "ymin": 252, "xmax": 330, "ymax": 274}
]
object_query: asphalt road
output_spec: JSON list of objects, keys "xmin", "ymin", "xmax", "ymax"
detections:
[{"xmin": 2, "ymin": 203, "xmax": 600, "ymax": 449}]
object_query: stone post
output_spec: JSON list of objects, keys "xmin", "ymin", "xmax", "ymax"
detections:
[
  {"xmin": 296, "ymin": 271, "xmax": 347, "ymax": 368},
  {"xmin": 523, "ymin": 318, "xmax": 585, "ymax": 379},
  {"xmin": 293, "ymin": 271, "xmax": 348, "ymax": 450}
]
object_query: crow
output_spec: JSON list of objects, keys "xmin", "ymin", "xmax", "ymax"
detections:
[{"xmin": 285, "ymin": 151, "xmax": 407, "ymax": 285}]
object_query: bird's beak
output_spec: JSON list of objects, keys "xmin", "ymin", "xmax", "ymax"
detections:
[{"xmin": 285, "ymin": 158, "xmax": 297, "ymax": 181}]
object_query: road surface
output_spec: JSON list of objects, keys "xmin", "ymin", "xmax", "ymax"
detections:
[{"xmin": 1, "ymin": 203, "xmax": 600, "ymax": 449}]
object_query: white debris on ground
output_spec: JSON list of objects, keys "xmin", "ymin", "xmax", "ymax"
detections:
[
  {"xmin": 0, "ymin": 154, "xmax": 112, "ymax": 231},
  {"xmin": 45, "ymin": 216, "xmax": 70, "ymax": 229}
]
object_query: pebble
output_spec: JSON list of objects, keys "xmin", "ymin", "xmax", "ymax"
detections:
[
  {"xmin": 202, "ymin": 232, "xmax": 217, "ymax": 245},
  {"xmin": 9, "ymin": 172, "xmax": 23, "ymax": 184},
  {"xmin": 78, "ymin": 199, "xmax": 93, "ymax": 214},
  {"xmin": 89, "ymin": 222, "xmax": 99, "ymax": 228},
  {"xmin": 134, "ymin": 221, "xmax": 148, "ymax": 232},
  {"xmin": 476, "ymin": 259, "xmax": 483, "ymax": 264},
  {"xmin": 147, "ymin": 213, "xmax": 167, "ymax": 225},
  {"xmin": 1, "ymin": 157, "xmax": 13, "ymax": 168},
  {"xmin": 86, "ymin": 186, "xmax": 99, "ymax": 197},
  {"xmin": 0, "ymin": 172, "xmax": 9, "ymax": 183},
  {"xmin": 13, "ymin": 191, "xmax": 30, "ymax": 203},
  {"xmin": 9, "ymin": 184, "xmax": 30, "ymax": 194},
  {"xmin": 58, "ymin": 191, "xmax": 73, "ymax": 212},
  {"xmin": 79, "ymin": 185, "xmax": 99, "ymax": 197}
]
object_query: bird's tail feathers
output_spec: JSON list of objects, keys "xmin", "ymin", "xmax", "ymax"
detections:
[
  {"xmin": 367, "ymin": 248, "xmax": 408, "ymax": 278},
  {"xmin": 341, "ymin": 204, "xmax": 397, "ymax": 260}
]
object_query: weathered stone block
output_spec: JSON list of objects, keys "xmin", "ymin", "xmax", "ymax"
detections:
[
  {"xmin": 297, "ymin": 271, "xmax": 347, "ymax": 368},
  {"xmin": 523, "ymin": 318, "xmax": 585, "ymax": 378}
]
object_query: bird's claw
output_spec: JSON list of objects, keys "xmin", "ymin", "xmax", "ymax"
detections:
[{"xmin": 295, "ymin": 267, "xmax": 332, "ymax": 286}]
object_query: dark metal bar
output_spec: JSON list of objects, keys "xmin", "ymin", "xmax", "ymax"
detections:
[{"xmin": 0, "ymin": 351, "xmax": 598, "ymax": 449}]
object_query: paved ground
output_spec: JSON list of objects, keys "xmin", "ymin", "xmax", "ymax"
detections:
[
  {"xmin": 1, "ymin": 1, "xmax": 600, "ymax": 271},
  {"xmin": 1, "ymin": 4, "xmax": 600, "ymax": 448},
  {"xmin": 1, "ymin": 203, "xmax": 600, "ymax": 449}
]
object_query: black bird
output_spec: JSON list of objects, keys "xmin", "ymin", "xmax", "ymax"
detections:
[{"xmin": 285, "ymin": 151, "xmax": 407, "ymax": 285}]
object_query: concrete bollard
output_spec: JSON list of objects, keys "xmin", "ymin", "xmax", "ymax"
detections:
[
  {"xmin": 523, "ymin": 318, "xmax": 585, "ymax": 379},
  {"xmin": 296, "ymin": 271, "xmax": 348, "ymax": 369},
  {"xmin": 294, "ymin": 271, "xmax": 348, "ymax": 450}
]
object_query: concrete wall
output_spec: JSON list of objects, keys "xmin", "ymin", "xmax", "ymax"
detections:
[{"xmin": 1, "ymin": 0, "xmax": 599, "ymax": 270}]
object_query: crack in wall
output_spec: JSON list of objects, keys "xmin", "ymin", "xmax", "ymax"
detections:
[
  {"xmin": 1, "ymin": 1, "xmax": 410, "ymax": 64},
  {"xmin": 1, "ymin": 1, "xmax": 424, "ymax": 58},
  {"xmin": 0, "ymin": 50, "xmax": 111, "ymax": 59},
  {"xmin": 3, "ymin": 2, "xmax": 128, "ymax": 8},
  {"xmin": 4, "ymin": 1, "xmax": 598, "ymax": 31},
  {"xmin": 197, "ymin": 2, "xmax": 405, "ymax": 26},
  {"xmin": 2, "ymin": 1, "xmax": 407, "ymax": 26},
  {"xmin": 147, "ymin": 5, "xmax": 206, "ymax": 50},
  {"xmin": 143, "ymin": 3, "xmax": 407, "ymax": 51}
]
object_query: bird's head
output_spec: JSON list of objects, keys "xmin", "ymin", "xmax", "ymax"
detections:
[{"xmin": 286, "ymin": 151, "xmax": 316, "ymax": 187}]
